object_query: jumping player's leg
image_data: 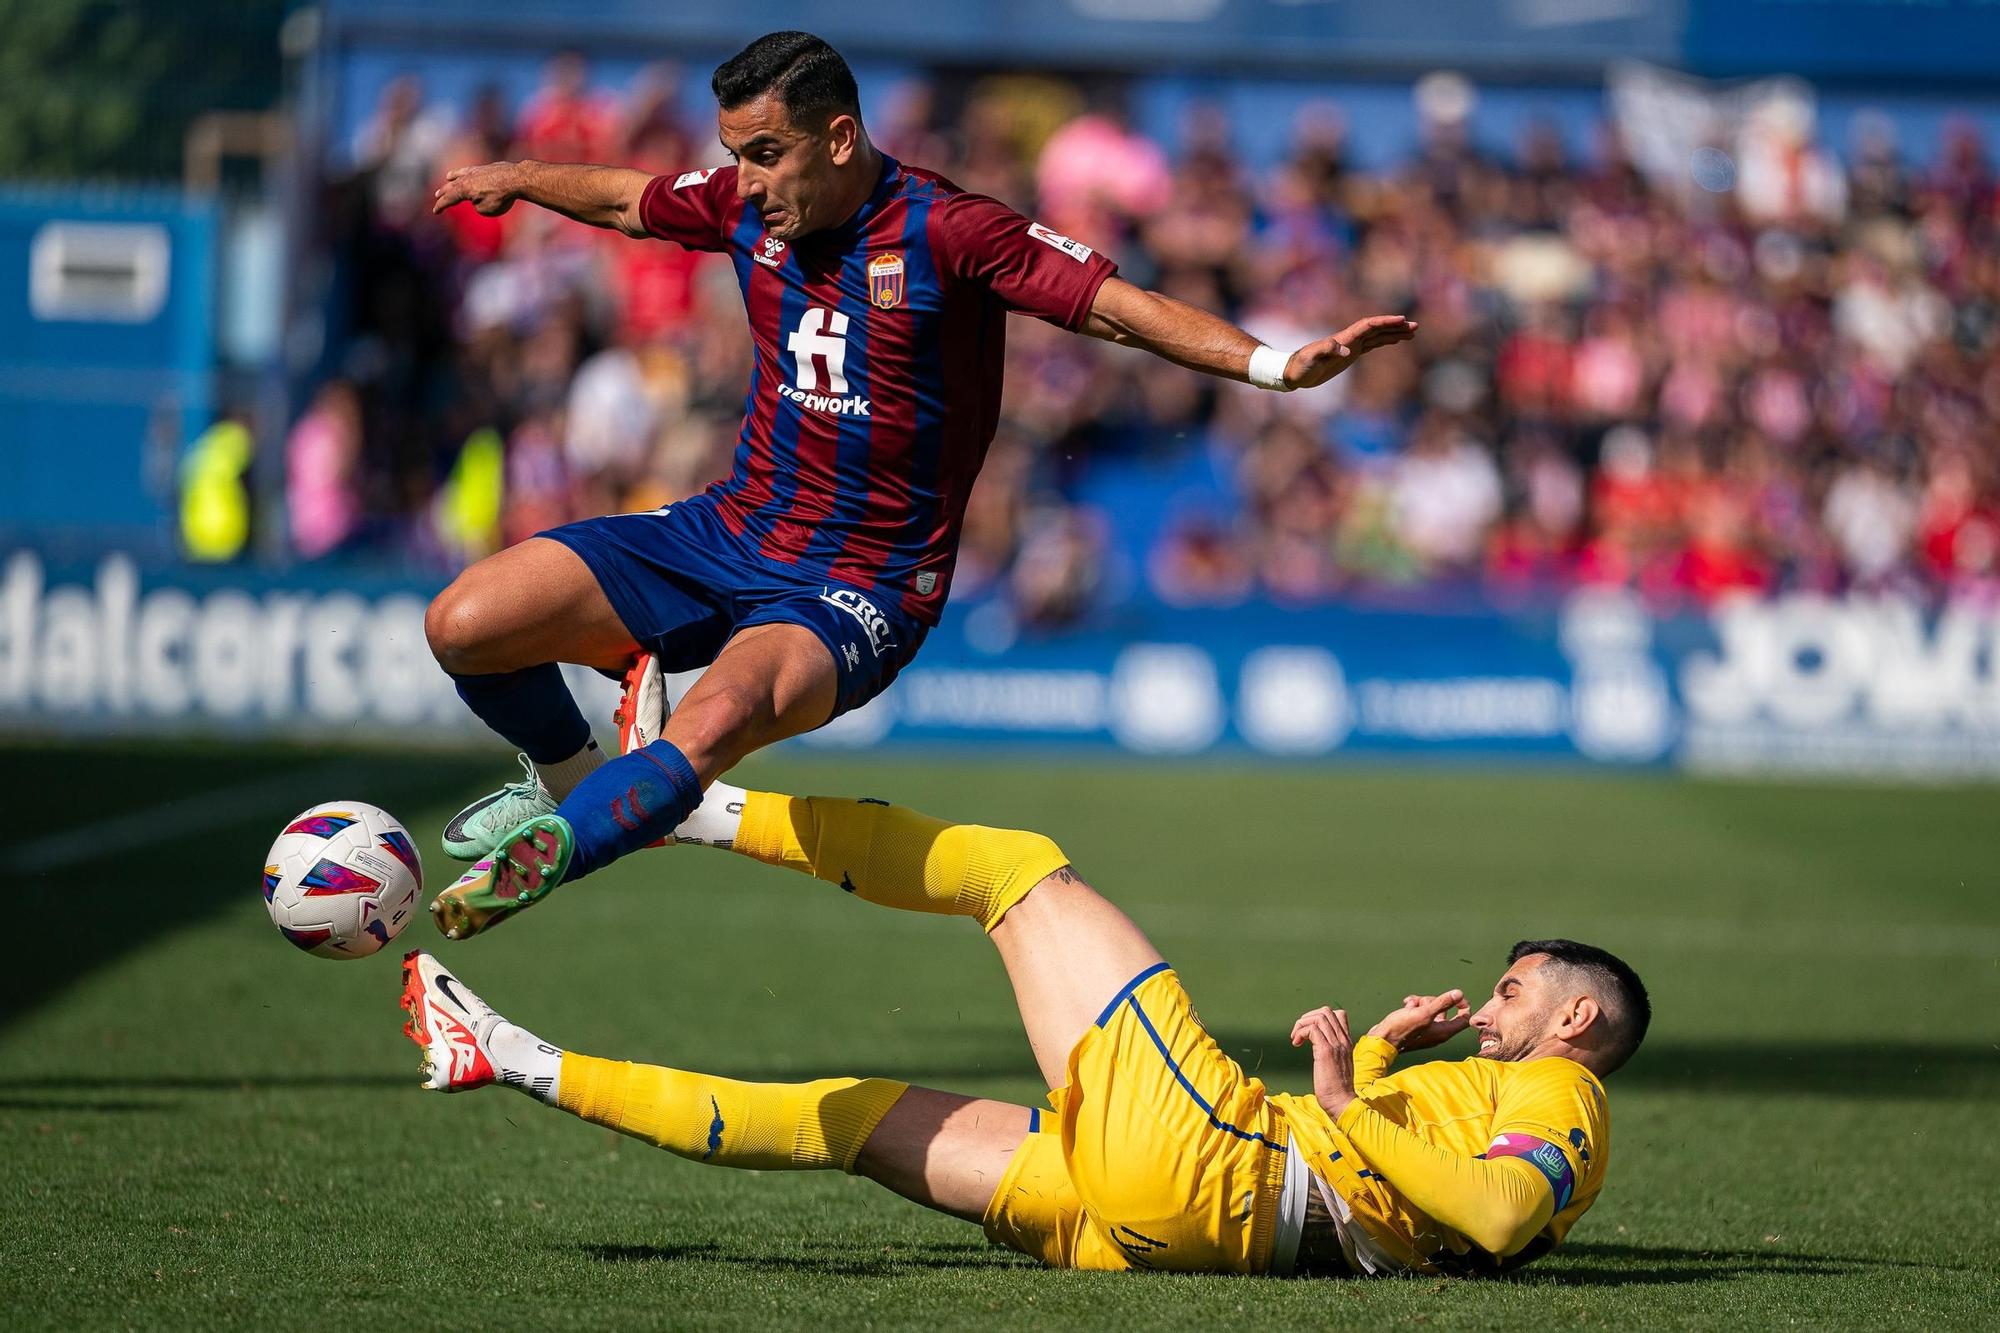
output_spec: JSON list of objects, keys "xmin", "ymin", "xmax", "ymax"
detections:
[
  {"xmin": 426, "ymin": 537, "xmax": 641, "ymax": 676},
  {"xmin": 429, "ymin": 625, "xmax": 843, "ymax": 938},
  {"xmin": 540, "ymin": 623, "xmax": 839, "ymax": 879},
  {"xmin": 401, "ymin": 951, "xmax": 1028, "ymax": 1223},
  {"xmin": 426, "ymin": 538, "xmax": 640, "ymax": 856},
  {"xmin": 677, "ymin": 788, "xmax": 1163, "ymax": 1089}
]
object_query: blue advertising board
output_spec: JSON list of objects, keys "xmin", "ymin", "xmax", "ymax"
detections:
[
  {"xmin": 322, "ymin": 0, "xmax": 2000, "ymax": 82},
  {"xmin": 0, "ymin": 188, "xmax": 218, "ymax": 548},
  {"xmin": 7, "ymin": 545, "xmax": 1999, "ymax": 779}
]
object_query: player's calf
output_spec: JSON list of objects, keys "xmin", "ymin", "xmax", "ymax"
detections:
[
  {"xmin": 399, "ymin": 952, "xmax": 907, "ymax": 1172},
  {"xmin": 676, "ymin": 787, "xmax": 1070, "ymax": 932}
]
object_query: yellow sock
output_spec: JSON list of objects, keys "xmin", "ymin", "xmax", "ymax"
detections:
[
  {"xmin": 733, "ymin": 793, "xmax": 1069, "ymax": 932},
  {"xmin": 556, "ymin": 1053, "xmax": 906, "ymax": 1172}
]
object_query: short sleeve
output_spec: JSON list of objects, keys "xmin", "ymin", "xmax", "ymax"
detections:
[
  {"xmin": 1485, "ymin": 1063, "xmax": 1607, "ymax": 1211},
  {"xmin": 931, "ymin": 193, "xmax": 1117, "ymax": 330},
  {"xmin": 638, "ymin": 166, "xmax": 738, "ymax": 253}
]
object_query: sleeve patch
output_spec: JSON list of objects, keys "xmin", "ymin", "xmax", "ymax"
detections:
[
  {"xmin": 673, "ymin": 168, "xmax": 719, "ymax": 190},
  {"xmin": 1027, "ymin": 222, "xmax": 1093, "ymax": 262},
  {"xmin": 1487, "ymin": 1133, "xmax": 1576, "ymax": 1212}
]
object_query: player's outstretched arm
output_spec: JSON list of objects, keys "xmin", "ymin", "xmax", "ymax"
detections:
[
  {"xmin": 1079, "ymin": 276, "xmax": 1417, "ymax": 391},
  {"xmin": 433, "ymin": 160, "xmax": 654, "ymax": 237}
]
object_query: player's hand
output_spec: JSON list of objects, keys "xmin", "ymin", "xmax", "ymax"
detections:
[
  {"xmin": 433, "ymin": 162, "xmax": 526, "ymax": 216},
  {"xmin": 1284, "ymin": 315, "xmax": 1419, "ymax": 389},
  {"xmin": 1290, "ymin": 1005, "xmax": 1357, "ymax": 1118},
  {"xmin": 1366, "ymin": 990, "xmax": 1471, "ymax": 1051}
]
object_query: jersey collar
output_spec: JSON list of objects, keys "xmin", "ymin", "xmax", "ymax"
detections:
[{"xmin": 819, "ymin": 152, "xmax": 902, "ymax": 240}]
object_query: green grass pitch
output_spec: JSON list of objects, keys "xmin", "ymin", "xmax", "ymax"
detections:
[{"xmin": 3, "ymin": 742, "xmax": 1996, "ymax": 1329}]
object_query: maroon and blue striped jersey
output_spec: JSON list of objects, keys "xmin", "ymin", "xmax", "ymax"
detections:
[{"xmin": 637, "ymin": 155, "xmax": 1117, "ymax": 624}]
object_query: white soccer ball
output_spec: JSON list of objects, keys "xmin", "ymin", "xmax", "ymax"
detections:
[{"xmin": 263, "ymin": 801, "xmax": 424, "ymax": 960}]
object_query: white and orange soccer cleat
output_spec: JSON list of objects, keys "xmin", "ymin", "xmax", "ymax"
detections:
[
  {"xmin": 400, "ymin": 950, "xmax": 504, "ymax": 1092},
  {"xmin": 614, "ymin": 651, "xmax": 673, "ymax": 850},
  {"xmin": 613, "ymin": 652, "xmax": 670, "ymax": 756}
]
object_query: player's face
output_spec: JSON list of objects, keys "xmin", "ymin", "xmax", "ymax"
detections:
[
  {"xmin": 1468, "ymin": 955, "xmax": 1560, "ymax": 1063},
  {"xmin": 718, "ymin": 94, "xmax": 853, "ymax": 242}
]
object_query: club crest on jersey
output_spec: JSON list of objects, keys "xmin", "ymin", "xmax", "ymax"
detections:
[
  {"xmin": 868, "ymin": 252, "xmax": 906, "ymax": 309},
  {"xmin": 819, "ymin": 588, "xmax": 894, "ymax": 658}
]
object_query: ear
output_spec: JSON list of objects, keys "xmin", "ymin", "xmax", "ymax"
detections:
[
  {"xmin": 1557, "ymin": 994, "xmax": 1601, "ymax": 1042},
  {"xmin": 826, "ymin": 112, "xmax": 861, "ymax": 165}
]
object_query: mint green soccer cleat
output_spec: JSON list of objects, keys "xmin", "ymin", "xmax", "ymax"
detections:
[
  {"xmin": 429, "ymin": 815, "xmax": 576, "ymax": 941},
  {"xmin": 441, "ymin": 754, "xmax": 560, "ymax": 861}
]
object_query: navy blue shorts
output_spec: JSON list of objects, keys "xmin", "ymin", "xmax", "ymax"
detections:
[{"xmin": 541, "ymin": 494, "xmax": 929, "ymax": 721}]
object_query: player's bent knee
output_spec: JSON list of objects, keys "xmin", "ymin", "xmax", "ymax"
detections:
[
  {"xmin": 960, "ymin": 827, "xmax": 1070, "ymax": 933},
  {"xmin": 424, "ymin": 582, "xmax": 486, "ymax": 672}
]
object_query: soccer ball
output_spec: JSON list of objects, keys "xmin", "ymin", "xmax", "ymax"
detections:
[{"xmin": 263, "ymin": 801, "xmax": 423, "ymax": 960}]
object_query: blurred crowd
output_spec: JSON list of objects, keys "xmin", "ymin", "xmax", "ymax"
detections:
[{"xmin": 301, "ymin": 55, "xmax": 2000, "ymax": 623}]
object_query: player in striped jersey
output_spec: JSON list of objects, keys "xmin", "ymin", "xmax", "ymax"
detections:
[{"xmin": 422, "ymin": 32, "xmax": 1416, "ymax": 939}]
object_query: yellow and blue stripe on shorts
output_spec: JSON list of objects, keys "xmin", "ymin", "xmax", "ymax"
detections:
[{"xmin": 983, "ymin": 963, "xmax": 1290, "ymax": 1273}]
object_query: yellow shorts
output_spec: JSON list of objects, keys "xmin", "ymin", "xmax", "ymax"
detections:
[{"xmin": 982, "ymin": 965, "xmax": 1289, "ymax": 1274}]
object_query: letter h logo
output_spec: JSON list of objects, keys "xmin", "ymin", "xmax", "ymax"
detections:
[{"xmin": 787, "ymin": 306, "xmax": 850, "ymax": 393}]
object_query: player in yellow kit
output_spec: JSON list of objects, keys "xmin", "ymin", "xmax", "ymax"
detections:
[{"xmin": 399, "ymin": 782, "xmax": 1649, "ymax": 1277}]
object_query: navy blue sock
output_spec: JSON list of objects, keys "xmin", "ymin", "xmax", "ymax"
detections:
[
  {"xmin": 451, "ymin": 665, "xmax": 592, "ymax": 765},
  {"xmin": 557, "ymin": 740, "xmax": 703, "ymax": 881}
]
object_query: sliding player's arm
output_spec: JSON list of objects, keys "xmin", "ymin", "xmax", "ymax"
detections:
[
  {"xmin": 1295, "ymin": 990, "xmax": 1469, "ymax": 1092},
  {"xmin": 1335, "ymin": 1105, "xmax": 1556, "ymax": 1257},
  {"xmin": 1291, "ymin": 1002, "xmax": 1562, "ymax": 1259},
  {"xmin": 433, "ymin": 160, "xmax": 655, "ymax": 236},
  {"xmin": 1081, "ymin": 277, "xmax": 1417, "ymax": 390}
]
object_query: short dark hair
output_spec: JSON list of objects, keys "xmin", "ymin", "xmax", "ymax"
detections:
[
  {"xmin": 1508, "ymin": 938, "xmax": 1651, "ymax": 1074},
  {"xmin": 711, "ymin": 31, "xmax": 860, "ymax": 127}
]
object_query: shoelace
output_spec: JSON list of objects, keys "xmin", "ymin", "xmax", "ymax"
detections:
[{"xmin": 499, "ymin": 753, "xmax": 542, "ymax": 802}]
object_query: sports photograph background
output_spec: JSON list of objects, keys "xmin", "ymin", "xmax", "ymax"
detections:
[{"xmin": 2, "ymin": 2, "xmax": 1995, "ymax": 1327}]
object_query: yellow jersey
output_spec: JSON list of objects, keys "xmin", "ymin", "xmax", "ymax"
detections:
[{"xmin": 1272, "ymin": 1036, "xmax": 1610, "ymax": 1273}]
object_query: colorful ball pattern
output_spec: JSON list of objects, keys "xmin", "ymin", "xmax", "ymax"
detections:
[{"xmin": 263, "ymin": 801, "xmax": 423, "ymax": 960}]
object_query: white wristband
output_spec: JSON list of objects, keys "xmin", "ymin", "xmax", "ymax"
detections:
[{"xmin": 1247, "ymin": 344, "xmax": 1294, "ymax": 391}]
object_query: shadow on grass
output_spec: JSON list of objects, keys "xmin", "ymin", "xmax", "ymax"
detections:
[
  {"xmin": 1216, "ymin": 1034, "xmax": 1999, "ymax": 1100},
  {"xmin": 582, "ymin": 1237, "xmax": 1970, "ymax": 1286},
  {"xmin": 1517, "ymin": 1240, "xmax": 1973, "ymax": 1287},
  {"xmin": 10, "ymin": 1032, "xmax": 1993, "ymax": 1106},
  {"xmin": 0, "ymin": 1098, "xmax": 172, "ymax": 1114},
  {"xmin": 7, "ymin": 743, "xmax": 500, "ymax": 1032},
  {"xmin": 581, "ymin": 1238, "xmax": 1029, "ymax": 1277},
  {"xmin": 0, "ymin": 1072, "xmax": 420, "ymax": 1113}
]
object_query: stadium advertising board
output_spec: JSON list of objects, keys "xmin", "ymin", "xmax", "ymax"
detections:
[
  {"xmin": 4, "ymin": 547, "xmax": 1998, "ymax": 778},
  {"xmin": 321, "ymin": 0, "xmax": 2000, "ymax": 81}
]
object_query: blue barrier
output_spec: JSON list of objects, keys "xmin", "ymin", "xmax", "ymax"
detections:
[
  {"xmin": 0, "ymin": 188, "xmax": 218, "ymax": 548},
  {"xmin": 322, "ymin": 0, "xmax": 2000, "ymax": 82},
  {"xmin": 5, "ymin": 546, "xmax": 1998, "ymax": 778}
]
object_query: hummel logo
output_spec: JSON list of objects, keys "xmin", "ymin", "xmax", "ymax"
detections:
[
  {"xmin": 754, "ymin": 235, "xmax": 787, "ymax": 268},
  {"xmin": 842, "ymin": 643, "xmax": 861, "ymax": 670}
]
